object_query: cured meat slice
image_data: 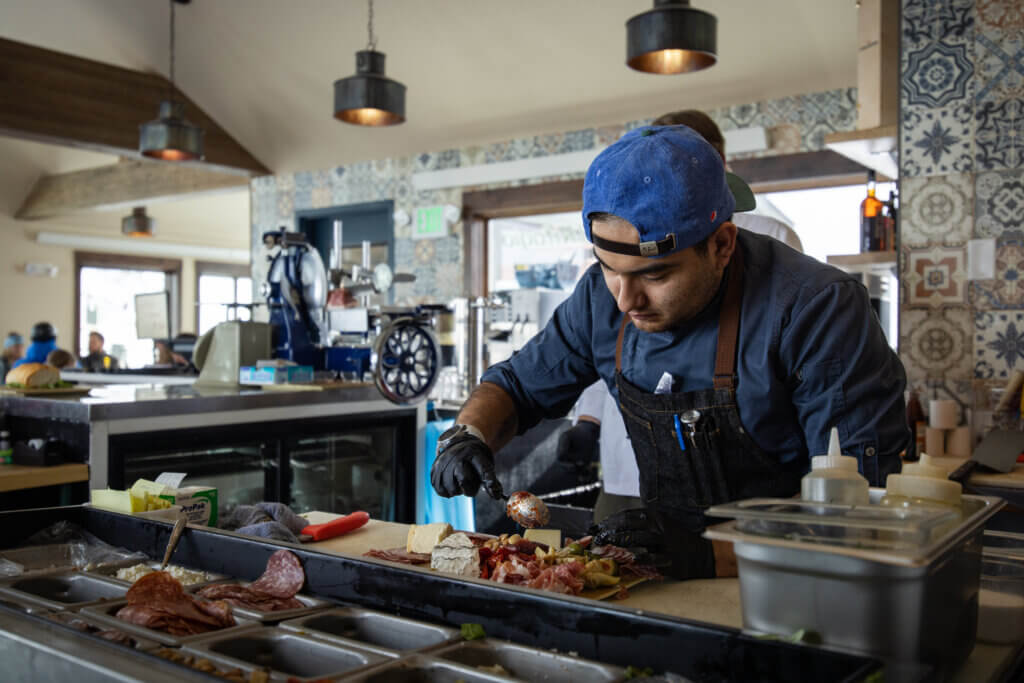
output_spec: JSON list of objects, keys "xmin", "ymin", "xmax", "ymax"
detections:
[
  {"xmin": 248, "ymin": 549, "xmax": 305, "ymax": 598},
  {"xmin": 589, "ymin": 544, "xmax": 636, "ymax": 565},
  {"xmin": 363, "ymin": 547, "xmax": 431, "ymax": 564},
  {"xmin": 196, "ymin": 584, "xmax": 303, "ymax": 612},
  {"xmin": 527, "ymin": 560, "xmax": 585, "ymax": 595},
  {"xmin": 117, "ymin": 571, "xmax": 236, "ymax": 635}
]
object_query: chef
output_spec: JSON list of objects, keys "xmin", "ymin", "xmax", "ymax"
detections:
[{"xmin": 431, "ymin": 125, "xmax": 909, "ymax": 579}]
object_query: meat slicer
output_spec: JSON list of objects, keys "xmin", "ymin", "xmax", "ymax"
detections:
[{"xmin": 260, "ymin": 225, "xmax": 442, "ymax": 404}]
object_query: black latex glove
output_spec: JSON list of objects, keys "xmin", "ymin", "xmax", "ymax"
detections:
[
  {"xmin": 556, "ymin": 420, "xmax": 601, "ymax": 466},
  {"xmin": 430, "ymin": 433, "xmax": 505, "ymax": 499},
  {"xmin": 589, "ymin": 508, "xmax": 715, "ymax": 580}
]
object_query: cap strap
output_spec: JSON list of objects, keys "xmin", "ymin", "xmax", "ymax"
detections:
[{"xmin": 592, "ymin": 233, "xmax": 676, "ymax": 257}]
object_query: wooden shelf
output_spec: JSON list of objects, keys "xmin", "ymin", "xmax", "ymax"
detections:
[
  {"xmin": 823, "ymin": 125, "xmax": 898, "ymax": 181},
  {"xmin": 827, "ymin": 252, "xmax": 897, "ymax": 267},
  {"xmin": 0, "ymin": 463, "xmax": 89, "ymax": 492}
]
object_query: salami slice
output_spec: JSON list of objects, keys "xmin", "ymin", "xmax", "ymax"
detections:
[
  {"xmin": 363, "ymin": 547, "xmax": 431, "ymax": 564},
  {"xmin": 248, "ymin": 549, "xmax": 305, "ymax": 599},
  {"xmin": 125, "ymin": 571, "xmax": 187, "ymax": 604}
]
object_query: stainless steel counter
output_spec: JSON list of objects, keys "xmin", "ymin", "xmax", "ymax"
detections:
[{"xmin": 1, "ymin": 382, "xmax": 386, "ymax": 423}]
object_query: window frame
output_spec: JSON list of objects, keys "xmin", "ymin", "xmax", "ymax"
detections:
[
  {"xmin": 74, "ymin": 251, "xmax": 183, "ymax": 358},
  {"xmin": 194, "ymin": 261, "xmax": 252, "ymax": 334}
]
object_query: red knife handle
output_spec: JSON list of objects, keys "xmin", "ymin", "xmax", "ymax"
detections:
[{"xmin": 302, "ymin": 511, "xmax": 370, "ymax": 541}]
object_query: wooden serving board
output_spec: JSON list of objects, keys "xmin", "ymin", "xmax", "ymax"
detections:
[
  {"xmin": 299, "ymin": 513, "xmax": 647, "ymax": 601},
  {"xmin": 0, "ymin": 385, "xmax": 92, "ymax": 397}
]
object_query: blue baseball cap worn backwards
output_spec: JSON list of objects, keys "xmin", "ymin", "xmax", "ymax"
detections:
[{"xmin": 582, "ymin": 125, "xmax": 748, "ymax": 258}]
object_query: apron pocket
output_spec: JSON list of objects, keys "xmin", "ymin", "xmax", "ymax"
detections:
[{"xmin": 618, "ymin": 402, "xmax": 660, "ymax": 504}]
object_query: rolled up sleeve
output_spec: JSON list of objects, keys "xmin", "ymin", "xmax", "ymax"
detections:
[
  {"xmin": 779, "ymin": 280, "xmax": 909, "ymax": 486},
  {"xmin": 481, "ymin": 282, "xmax": 601, "ymax": 434}
]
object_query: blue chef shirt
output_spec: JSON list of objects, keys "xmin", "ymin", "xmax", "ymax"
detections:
[{"xmin": 480, "ymin": 229, "xmax": 909, "ymax": 486}]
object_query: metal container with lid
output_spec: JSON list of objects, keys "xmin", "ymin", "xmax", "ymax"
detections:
[{"xmin": 705, "ymin": 489, "xmax": 1005, "ymax": 677}]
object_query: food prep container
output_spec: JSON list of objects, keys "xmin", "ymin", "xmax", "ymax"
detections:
[
  {"xmin": 705, "ymin": 490, "xmax": 1004, "ymax": 676},
  {"xmin": 42, "ymin": 610, "xmax": 162, "ymax": 651},
  {"xmin": 0, "ymin": 571, "xmax": 128, "ymax": 611},
  {"xmin": 0, "ymin": 542, "xmax": 143, "ymax": 578},
  {"xmin": 181, "ymin": 626, "xmax": 388, "ymax": 681},
  {"xmin": 197, "ymin": 581, "xmax": 332, "ymax": 622},
  {"xmin": 978, "ymin": 548, "xmax": 1024, "ymax": 644},
  {"xmin": 85, "ymin": 560, "xmax": 228, "ymax": 588},
  {"xmin": 341, "ymin": 654, "xmax": 526, "ymax": 683},
  {"xmin": 280, "ymin": 607, "xmax": 459, "ymax": 657},
  {"xmin": 80, "ymin": 599, "xmax": 260, "ymax": 646},
  {"xmin": 0, "ymin": 594, "xmax": 50, "ymax": 614},
  {"xmin": 432, "ymin": 640, "xmax": 624, "ymax": 682}
]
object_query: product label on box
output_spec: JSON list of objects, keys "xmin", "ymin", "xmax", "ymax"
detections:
[{"xmin": 159, "ymin": 487, "xmax": 218, "ymax": 526}]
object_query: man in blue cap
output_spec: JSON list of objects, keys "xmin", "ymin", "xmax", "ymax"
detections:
[{"xmin": 432, "ymin": 125, "xmax": 909, "ymax": 579}]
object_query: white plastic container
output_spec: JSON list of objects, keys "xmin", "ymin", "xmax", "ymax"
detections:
[
  {"xmin": 881, "ymin": 454, "xmax": 963, "ymax": 513},
  {"xmin": 800, "ymin": 427, "xmax": 869, "ymax": 505}
]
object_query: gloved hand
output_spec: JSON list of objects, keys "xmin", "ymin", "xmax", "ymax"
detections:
[
  {"xmin": 431, "ymin": 432, "xmax": 505, "ymax": 499},
  {"xmin": 589, "ymin": 507, "xmax": 714, "ymax": 580},
  {"xmin": 556, "ymin": 420, "xmax": 600, "ymax": 466}
]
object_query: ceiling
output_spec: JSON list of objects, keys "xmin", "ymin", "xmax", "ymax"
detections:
[{"xmin": 0, "ymin": 0, "xmax": 859, "ymax": 177}]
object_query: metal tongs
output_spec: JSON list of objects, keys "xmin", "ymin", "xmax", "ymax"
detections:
[{"xmin": 160, "ymin": 513, "xmax": 188, "ymax": 571}]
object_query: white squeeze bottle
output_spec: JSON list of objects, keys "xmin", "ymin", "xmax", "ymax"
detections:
[
  {"xmin": 801, "ymin": 427, "xmax": 870, "ymax": 505},
  {"xmin": 880, "ymin": 453, "xmax": 963, "ymax": 519}
]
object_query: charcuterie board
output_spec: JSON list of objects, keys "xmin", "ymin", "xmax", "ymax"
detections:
[{"xmin": 0, "ymin": 384, "xmax": 92, "ymax": 397}]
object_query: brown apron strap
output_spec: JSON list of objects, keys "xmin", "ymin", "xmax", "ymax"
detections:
[
  {"xmin": 615, "ymin": 314, "xmax": 629, "ymax": 372},
  {"xmin": 713, "ymin": 246, "xmax": 745, "ymax": 390},
  {"xmin": 614, "ymin": 244, "xmax": 745, "ymax": 386}
]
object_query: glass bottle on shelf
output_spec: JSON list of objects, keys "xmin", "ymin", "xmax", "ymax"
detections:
[{"xmin": 860, "ymin": 170, "xmax": 884, "ymax": 253}]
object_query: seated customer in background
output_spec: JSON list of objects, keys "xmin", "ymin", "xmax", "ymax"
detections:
[
  {"xmin": 80, "ymin": 331, "xmax": 119, "ymax": 372},
  {"xmin": 13, "ymin": 322, "xmax": 57, "ymax": 368},
  {"xmin": 1, "ymin": 332, "xmax": 24, "ymax": 378},
  {"xmin": 45, "ymin": 348, "xmax": 77, "ymax": 370}
]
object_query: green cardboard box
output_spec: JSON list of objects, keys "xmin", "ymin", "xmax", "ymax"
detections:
[{"xmin": 158, "ymin": 485, "xmax": 218, "ymax": 526}]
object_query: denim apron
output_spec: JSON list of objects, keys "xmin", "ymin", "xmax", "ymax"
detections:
[{"xmin": 614, "ymin": 246, "xmax": 804, "ymax": 577}]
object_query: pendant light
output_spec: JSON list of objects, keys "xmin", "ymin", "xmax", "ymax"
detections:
[
  {"xmin": 334, "ymin": 0, "xmax": 406, "ymax": 126},
  {"xmin": 122, "ymin": 207, "xmax": 156, "ymax": 238},
  {"xmin": 139, "ymin": 0, "xmax": 204, "ymax": 160},
  {"xmin": 626, "ymin": 0, "xmax": 718, "ymax": 75}
]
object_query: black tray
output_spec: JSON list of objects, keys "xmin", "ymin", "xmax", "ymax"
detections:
[{"xmin": 0, "ymin": 505, "xmax": 883, "ymax": 683}]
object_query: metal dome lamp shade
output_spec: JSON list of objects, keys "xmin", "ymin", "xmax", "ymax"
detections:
[
  {"xmin": 626, "ymin": 0, "xmax": 718, "ymax": 75},
  {"xmin": 334, "ymin": 0, "xmax": 406, "ymax": 126},
  {"xmin": 122, "ymin": 207, "xmax": 156, "ymax": 238},
  {"xmin": 140, "ymin": 0, "xmax": 204, "ymax": 160}
]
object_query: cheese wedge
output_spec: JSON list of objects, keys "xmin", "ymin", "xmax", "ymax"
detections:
[
  {"xmin": 430, "ymin": 532, "xmax": 480, "ymax": 577},
  {"xmin": 406, "ymin": 522, "xmax": 453, "ymax": 554},
  {"xmin": 91, "ymin": 488, "xmax": 145, "ymax": 513},
  {"xmin": 524, "ymin": 528, "xmax": 562, "ymax": 550}
]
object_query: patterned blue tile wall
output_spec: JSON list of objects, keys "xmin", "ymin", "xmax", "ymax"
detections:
[
  {"xmin": 250, "ymin": 89, "xmax": 858, "ymax": 306},
  {"xmin": 899, "ymin": 0, "xmax": 1023, "ymax": 412}
]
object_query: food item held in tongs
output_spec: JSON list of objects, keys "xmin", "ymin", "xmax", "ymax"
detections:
[{"xmin": 506, "ymin": 491, "xmax": 550, "ymax": 528}]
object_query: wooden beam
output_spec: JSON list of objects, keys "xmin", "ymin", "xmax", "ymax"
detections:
[
  {"xmin": 0, "ymin": 37, "xmax": 270, "ymax": 176},
  {"xmin": 16, "ymin": 160, "xmax": 248, "ymax": 219}
]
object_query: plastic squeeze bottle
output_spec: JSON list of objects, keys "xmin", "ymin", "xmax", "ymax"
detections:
[
  {"xmin": 880, "ymin": 453, "xmax": 963, "ymax": 518},
  {"xmin": 801, "ymin": 427, "xmax": 870, "ymax": 505}
]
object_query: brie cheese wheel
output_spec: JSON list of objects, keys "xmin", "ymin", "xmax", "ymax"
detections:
[
  {"xmin": 430, "ymin": 532, "xmax": 480, "ymax": 577},
  {"xmin": 406, "ymin": 522, "xmax": 454, "ymax": 554}
]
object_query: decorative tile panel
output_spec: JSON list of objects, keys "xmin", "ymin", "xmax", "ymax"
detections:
[
  {"xmin": 968, "ymin": 243, "xmax": 1024, "ymax": 309},
  {"xmin": 900, "ymin": 174, "xmax": 973, "ymax": 246},
  {"xmin": 975, "ymin": 96, "xmax": 1023, "ymax": 169},
  {"xmin": 975, "ymin": 169, "xmax": 1024, "ymax": 243},
  {"xmin": 904, "ymin": 41, "xmax": 975, "ymax": 108},
  {"xmin": 899, "ymin": 306, "xmax": 974, "ymax": 380},
  {"xmin": 903, "ymin": 246, "xmax": 968, "ymax": 306},
  {"xmin": 974, "ymin": 26, "xmax": 1023, "ymax": 103},
  {"xmin": 975, "ymin": 310, "xmax": 1024, "ymax": 378},
  {"xmin": 902, "ymin": 0, "xmax": 975, "ymax": 47},
  {"xmin": 901, "ymin": 102, "xmax": 975, "ymax": 177}
]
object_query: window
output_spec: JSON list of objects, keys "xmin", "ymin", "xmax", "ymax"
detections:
[
  {"xmin": 487, "ymin": 211, "xmax": 594, "ymax": 294},
  {"xmin": 196, "ymin": 262, "xmax": 252, "ymax": 336},
  {"xmin": 76, "ymin": 252, "xmax": 182, "ymax": 369}
]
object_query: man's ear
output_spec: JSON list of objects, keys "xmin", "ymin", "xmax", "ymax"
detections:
[{"xmin": 710, "ymin": 222, "xmax": 738, "ymax": 269}]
